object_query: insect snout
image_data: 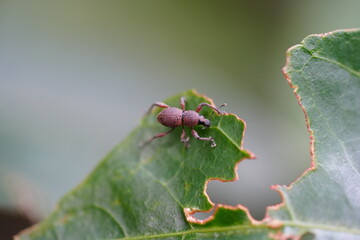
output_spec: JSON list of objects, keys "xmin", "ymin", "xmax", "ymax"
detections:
[{"xmin": 198, "ymin": 116, "xmax": 211, "ymax": 128}]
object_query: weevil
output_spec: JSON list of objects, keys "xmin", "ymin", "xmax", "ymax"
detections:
[{"xmin": 140, "ymin": 97, "xmax": 226, "ymax": 148}]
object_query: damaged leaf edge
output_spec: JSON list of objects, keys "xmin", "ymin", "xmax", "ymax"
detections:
[
  {"xmin": 182, "ymin": 89, "xmax": 261, "ymax": 224},
  {"xmin": 266, "ymin": 29, "xmax": 360, "ymax": 239}
]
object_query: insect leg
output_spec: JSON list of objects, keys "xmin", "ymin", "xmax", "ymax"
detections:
[
  {"xmin": 191, "ymin": 129, "xmax": 216, "ymax": 147},
  {"xmin": 195, "ymin": 102, "xmax": 227, "ymax": 114},
  {"xmin": 147, "ymin": 102, "xmax": 170, "ymax": 114},
  {"xmin": 180, "ymin": 97, "xmax": 186, "ymax": 111},
  {"xmin": 181, "ymin": 127, "xmax": 190, "ymax": 147},
  {"xmin": 140, "ymin": 128, "xmax": 175, "ymax": 147}
]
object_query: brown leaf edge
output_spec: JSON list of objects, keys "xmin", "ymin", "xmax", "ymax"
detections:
[
  {"xmin": 187, "ymin": 30, "xmax": 360, "ymax": 239},
  {"xmin": 182, "ymin": 90, "xmax": 295, "ymax": 240},
  {"xmin": 183, "ymin": 89, "xmax": 258, "ymax": 222},
  {"xmin": 265, "ymin": 29, "xmax": 360, "ymax": 240},
  {"xmin": 185, "ymin": 88, "xmax": 299, "ymax": 239}
]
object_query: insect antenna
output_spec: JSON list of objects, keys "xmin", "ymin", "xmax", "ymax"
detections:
[
  {"xmin": 210, "ymin": 103, "xmax": 227, "ymax": 118},
  {"xmin": 202, "ymin": 103, "xmax": 227, "ymax": 129}
]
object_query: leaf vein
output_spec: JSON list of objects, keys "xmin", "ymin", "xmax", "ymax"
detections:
[
  {"xmin": 301, "ymin": 44, "xmax": 360, "ymax": 78},
  {"xmin": 88, "ymin": 204, "xmax": 128, "ymax": 237},
  {"xmin": 104, "ymin": 224, "xmax": 269, "ymax": 240},
  {"xmin": 142, "ymin": 167, "xmax": 186, "ymax": 209}
]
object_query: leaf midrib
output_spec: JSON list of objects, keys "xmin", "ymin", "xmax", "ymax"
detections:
[
  {"xmin": 105, "ymin": 224, "xmax": 269, "ymax": 240},
  {"xmin": 104, "ymin": 219, "xmax": 360, "ymax": 240},
  {"xmin": 282, "ymin": 220, "xmax": 360, "ymax": 235}
]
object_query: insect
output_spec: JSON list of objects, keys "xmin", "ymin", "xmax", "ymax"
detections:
[{"xmin": 140, "ymin": 97, "xmax": 226, "ymax": 148}]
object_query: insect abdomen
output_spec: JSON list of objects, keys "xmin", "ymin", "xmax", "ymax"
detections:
[{"xmin": 157, "ymin": 107, "xmax": 182, "ymax": 127}]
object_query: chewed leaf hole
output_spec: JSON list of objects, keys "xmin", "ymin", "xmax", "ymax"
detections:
[
  {"xmin": 192, "ymin": 207, "xmax": 216, "ymax": 221},
  {"xmin": 205, "ymin": 160, "xmax": 283, "ymax": 221}
]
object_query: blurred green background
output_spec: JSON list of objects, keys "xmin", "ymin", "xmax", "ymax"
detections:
[{"xmin": 0, "ymin": 0, "xmax": 359, "ymax": 237}]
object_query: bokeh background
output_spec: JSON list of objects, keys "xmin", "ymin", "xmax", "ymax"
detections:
[{"xmin": 1, "ymin": 0, "xmax": 360, "ymax": 238}]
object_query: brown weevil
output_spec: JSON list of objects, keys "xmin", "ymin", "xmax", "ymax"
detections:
[{"xmin": 140, "ymin": 97, "xmax": 226, "ymax": 148}]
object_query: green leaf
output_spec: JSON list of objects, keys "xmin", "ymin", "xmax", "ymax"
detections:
[
  {"xmin": 18, "ymin": 90, "xmax": 272, "ymax": 240},
  {"xmin": 17, "ymin": 29, "xmax": 360, "ymax": 240},
  {"xmin": 268, "ymin": 29, "xmax": 360, "ymax": 239}
]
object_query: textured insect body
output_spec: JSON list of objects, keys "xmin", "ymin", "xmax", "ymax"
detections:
[
  {"xmin": 182, "ymin": 110, "xmax": 202, "ymax": 127},
  {"xmin": 158, "ymin": 108, "xmax": 210, "ymax": 128},
  {"xmin": 157, "ymin": 107, "xmax": 183, "ymax": 127},
  {"xmin": 141, "ymin": 97, "xmax": 226, "ymax": 148}
]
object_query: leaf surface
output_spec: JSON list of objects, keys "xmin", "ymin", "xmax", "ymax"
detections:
[{"xmin": 18, "ymin": 90, "xmax": 269, "ymax": 240}]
